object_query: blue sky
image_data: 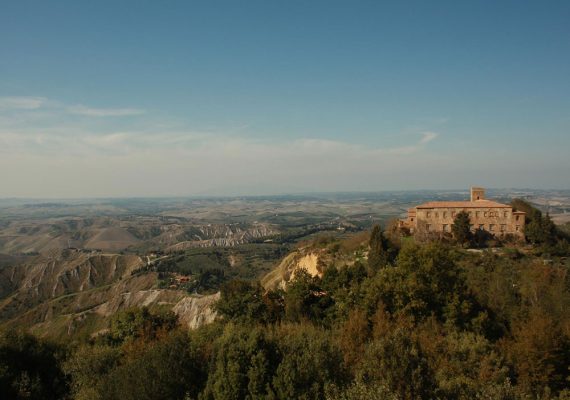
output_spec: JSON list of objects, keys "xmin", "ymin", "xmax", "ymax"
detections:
[{"xmin": 1, "ymin": 1, "xmax": 569, "ymax": 197}]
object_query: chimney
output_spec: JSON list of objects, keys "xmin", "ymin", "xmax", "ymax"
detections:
[{"xmin": 471, "ymin": 187, "xmax": 485, "ymax": 201}]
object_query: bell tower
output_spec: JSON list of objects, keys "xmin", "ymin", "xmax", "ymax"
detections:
[{"xmin": 471, "ymin": 187, "xmax": 485, "ymax": 201}]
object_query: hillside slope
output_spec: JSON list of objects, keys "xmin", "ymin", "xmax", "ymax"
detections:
[
  {"xmin": 261, "ymin": 233, "xmax": 369, "ymax": 290},
  {"xmin": 0, "ymin": 251, "xmax": 219, "ymax": 339}
]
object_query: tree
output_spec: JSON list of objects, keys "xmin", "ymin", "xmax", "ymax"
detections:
[
  {"xmin": 362, "ymin": 242, "xmax": 479, "ymax": 328},
  {"xmin": 201, "ymin": 324, "xmax": 278, "ymax": 400},
  {"xmin": 419, "ymin": 330, "xmax": 509, "ymax": 399},
  {"xmin": 368, "ymin": 225, "xmax": 390, "ymax": 273},
  {"xmin": 510, "ymin": 199, "xmax": 541, "ymax": 221},
  {"xmin": 504, "ymin": 309, "xmax": 570, "ymax": 395},
  {"xmin": 526, "ymin": 213, "xmax": 557, "ymax": 245},
  {"xmin": 321, "ymin": 263, "xmax": 368, "ymax": 321},
  {"xmin": 64, "ymin": 344, "xmax": 120, "ymax": 400},
  {"xmin": 102, "ymin": 331, "xmax": 205, "ymax": 400},
  {"xmin": 325, "ymin": 381, "xmax": 399, "ymax": 400},
  {"xmin": 511, "ymin": 199, "xmax": 558, "ymax": 245},
  {"xmin": 356, "ymin": 328, "xmax": 435, "ymax": 400},
  {"xmin": 272, "ymin": 324, "xmax": 347, "ymax": 400},
  {"xmin": 215, "ymin": 280, "xmax": 276, "ymax": 324},
  {"xmin": 108, "ymin": 307, "xmax": 178, "ymax": 344},
  {"xmin": 325, "ymin": 381, "xmax": 400, "ymax": 400},
  {"xmin": 452, "ymin": 211, "xmax": 472, "ymax": 245},
  {"xmin": 0, "ymin": 330, "xmax": 68, "ymax": 400},
  {"xmin": 284, "ymin": 269, "xmax": 334, "ymax": 324},
  {"xmin": 338, "ymin": 309, "xmax": 370, "ymax": 367}
]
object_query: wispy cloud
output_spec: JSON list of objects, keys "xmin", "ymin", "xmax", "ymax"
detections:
[
  {"xmin": 0, "ymin": 126, "xmax": 449, "ymax": 196},
  {"xmin": 0, "ymin": 127, "xmax": 439, "ymax": 159},
  {"xmin": 0, "ymin": 96, "xmax": 437, "ymax": 157},
  {"xmin": 419, "ymin": 131, "xmax": 438, "ymax": 144},
  {"xmin": 0, "ymin": 95, "xmax": 447, "ymax": 196},
  {"xmin": 67, "ymin": 105, "xmax": 145, "ymax": 117},
  {"xmin": 0, "ymin": 96, "xmax": 48, "ymax": 110},
  {"xmin": 384, "ymin": 131, "xmax": 439, "ymax": 155},
  {"xmin": 0, "ymin": 96, "xmax": 144, "ymax": 117}
]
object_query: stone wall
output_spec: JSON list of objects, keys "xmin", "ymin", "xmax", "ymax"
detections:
[{"xmin": 408, "ymin": 207, "xmax": 525, "ymax": 237}]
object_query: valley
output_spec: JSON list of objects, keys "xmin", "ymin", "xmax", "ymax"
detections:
[{"xmin": 0, "ymin": 189, "xmax": 568, "ymax": 339}]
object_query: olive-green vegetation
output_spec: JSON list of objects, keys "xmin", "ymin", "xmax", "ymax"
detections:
[
  {"xmin": 511, "ymin": 199, "xmax": 570, "ymax": 255},
  {"xmin": 152, "ymin": 244, "xmax": 290, "ymax": 293},
  {"xmin": 0, "ymin": 331, "xmax": 68, "ymax": 400},
  {"xmin": 367, "ymin": 224, "xmax": 391, "ymax": 273},
  {"xmin": 452, "ymin": 211, "xmax": 472, "ymax": 246},
  {"xmin": 1, "ymin": 205, "xmax": 569, "ymax": 399}
]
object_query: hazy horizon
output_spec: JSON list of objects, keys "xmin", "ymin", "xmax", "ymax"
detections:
[
  {"xmin": 1, "ymin": 187, "xmax": 567, "ymax": 202},
  {"xmin": 2, "ymin": 1, "xmax": 569, "ymax": 197}
]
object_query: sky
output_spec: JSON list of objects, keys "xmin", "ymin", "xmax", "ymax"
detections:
[{"xmin": 1, "ymin": 0, "xmax": 569, "ymax": 197}]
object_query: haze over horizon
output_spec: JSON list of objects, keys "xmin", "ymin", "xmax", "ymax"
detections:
[
  {"xmin": 0, "ymin": 187, "xmax": 566, "ymax": 202},
  {"xmin": 1, "ymin": 1, "xmax": 569, "ymax": 197}
]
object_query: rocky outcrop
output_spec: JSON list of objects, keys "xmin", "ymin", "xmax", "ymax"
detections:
[
  {"xmin": 0, "ymin": 251, "xmax": 143, "ymax": 314},
  {"xmin": 172, "ymin": 292, "xmax": 220, "ymax": 329},
  {"xmin": 261, "ymin": 236, "xmax": 368, "ymax": 291},
  {"xmin": 0, "ymin": 251, "xmax": 219, "ymax": 338},
  {"xmin": 0, "ymin": 218, "xmax": 279, "ymax": 255},
  {"xmin": 261, "ymin": 250, "xmax": 324, "ymax": 290},
  {"xmin": 166, "ymin": 223, "xmax": 278, "ymax": 252}
]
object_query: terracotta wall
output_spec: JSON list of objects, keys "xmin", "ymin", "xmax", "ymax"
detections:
[{"xmin": 407, "ymin": 207, "xmax": 525, "ymax": 237}]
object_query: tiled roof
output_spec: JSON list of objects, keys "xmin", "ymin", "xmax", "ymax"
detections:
[{"xmin": 415, "ymin": 200, "xmax": 512, "ymax": 209}]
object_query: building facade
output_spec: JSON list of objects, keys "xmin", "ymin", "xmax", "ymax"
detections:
[{"xmin": 400, "ymin": 187, "xmax": 525, "ymax": 238}]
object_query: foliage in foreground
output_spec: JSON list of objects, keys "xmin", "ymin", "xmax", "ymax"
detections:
[{"xmin": 1, "ymin": 233, "xmax": 570, "ymax": 399}]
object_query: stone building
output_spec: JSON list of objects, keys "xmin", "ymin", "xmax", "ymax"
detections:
[{"xmin": 400, "ymin": 187, "xmax": 525, "ymax": 238}]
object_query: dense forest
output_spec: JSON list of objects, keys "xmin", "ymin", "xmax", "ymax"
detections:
[{"xmin": 1, "ymin": 201, "xmax": 569, "ymax": 399}]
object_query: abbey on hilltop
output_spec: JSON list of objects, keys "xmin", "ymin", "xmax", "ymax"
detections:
[{"xmin": 399, "ymin": 187, "xmax": 526, "ymax": 238}]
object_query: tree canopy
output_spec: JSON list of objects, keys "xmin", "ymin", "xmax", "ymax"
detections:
[{"xmin": 2, "ymin": 228, "xmax": 570, "ymax": 400}]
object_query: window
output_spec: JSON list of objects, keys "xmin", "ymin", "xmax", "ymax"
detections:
[
  {"xmin": 476, "ymin": 211, "xmax": 480, "ymax": 218},
  {"xmin": 443, "ymin": 212, "xmax": 447, "ymax": 218},
  {"xmin": 489, "ymin": 224, "xmax": 495, "ymax": 231},
  {"xmin": 500, "ymin": 224, "xmax": 506, "ymax": 232},
  {"xmin": 468, "ymin": 211, "xmax": 473, "ymax": 217},
  {"xmin": 452, "ymin": 211, "xmax": 456, "ymax": 217},
  {"xmin": 484, "ymin": 212, "xmax": 488, "ymax": 217},
  {"xmin": 443, "ymin": 224, "xmax": 448, "ymax": 232},
  {"xmin": 516, "ymin": 215, "xmax": 520, "ymax": 221},
  {"xmin": 435, "ymin": 212, "xmax": 439, "ymax": 218},
  {"xmin": 479, "ymin": 224, "xmax": 484, "ymax": 230},
  {"xmin": 516, "ymin": 225, "xmax": 520, "ymax": 231},
  {"xmin": 504, "ymin": 212, "xmax": 508, "ymax": 217},
  {"xmin": 411, "ymin": 218, "xmax": 414, "ymax": 222},
  {"xmin": 426, "ymin": 211, "xmax": 431, "ymax": 218}
]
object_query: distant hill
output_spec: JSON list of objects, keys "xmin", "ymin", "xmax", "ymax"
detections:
[{"xmin": 0, "ymin": 250, "xmax": 218, "ymax": 339}]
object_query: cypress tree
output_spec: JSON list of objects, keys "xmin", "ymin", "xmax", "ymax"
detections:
[
  {"xmin": 452, "ymin": 211, "xmax": 472, "ymax": 245},
  {"xmin": 368, "ymin": 225, "xmax": 389, "ymax": 273}
]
